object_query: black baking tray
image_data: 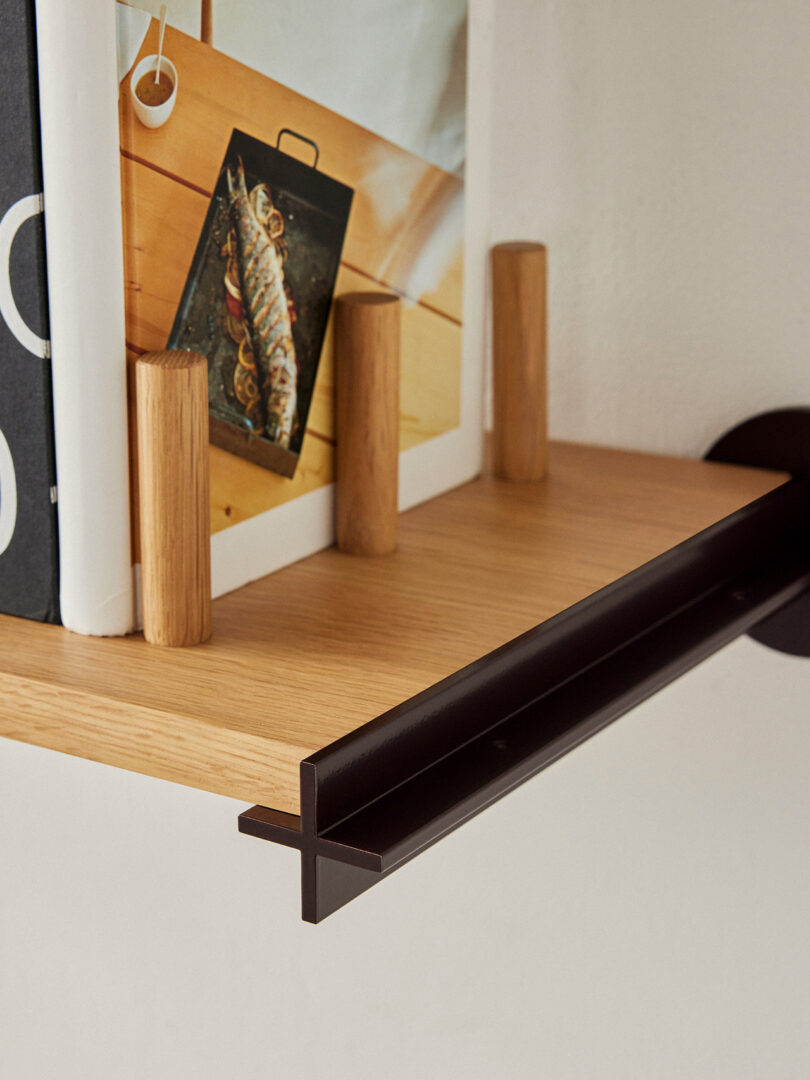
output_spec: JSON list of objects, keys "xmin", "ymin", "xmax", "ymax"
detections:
[{"xmin": 169, "ymin": 127, "xmax": 353, "ymax": 478}]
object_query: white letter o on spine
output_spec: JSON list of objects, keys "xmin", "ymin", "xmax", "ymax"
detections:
[{"xmin": 0, "ymin": 426, "xmax": 17, "ymax": 556}]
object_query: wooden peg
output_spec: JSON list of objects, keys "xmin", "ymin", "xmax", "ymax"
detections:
[
  {"xmin": 491, "ymin": 242, "xmax": 548, "ymax": 481},
  {"xmin": 335, "ymin": 292, "xmax": 400, "ymax": 555},
  {"xmin": 201, "ymin": 0, "xmax": 213, "ymax": 44},
  {"xmin": 136, "ymin": 350, "xmax": 211, "ymax": 646}
]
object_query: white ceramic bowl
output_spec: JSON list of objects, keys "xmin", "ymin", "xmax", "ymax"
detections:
[{"xmin": 130, "ymin": 54, "xmax": 178, "ymax": 130}]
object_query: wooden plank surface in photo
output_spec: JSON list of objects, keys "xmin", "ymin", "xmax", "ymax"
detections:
[
  {"xmin": 120, "ymin": 154, "xmax": 205, "ymax": 354},
  {"xmin": 119, "ymin": 20, "xmax": 463, "ymax": 323},
  {"xmin": 122, "ymin": 157, "xmax": 461, "ymax": 533}
]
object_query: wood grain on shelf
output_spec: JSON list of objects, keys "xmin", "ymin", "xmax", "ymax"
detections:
[{"xmin": 0, "ymin": 444, "xmax": 786, "ymax": 815}]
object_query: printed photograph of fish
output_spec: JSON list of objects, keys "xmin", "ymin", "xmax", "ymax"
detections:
[{"xmin": 169, "ymin": 128, "xmax": 353, "ymax": 478}]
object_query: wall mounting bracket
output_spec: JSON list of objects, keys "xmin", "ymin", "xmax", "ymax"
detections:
[
  {"xmin": 706, "ymin": 408, "xmax": 810, "ymax": 657},
  {"xmin": 239, "ymin": 409, "xmax": 810, "ymax": 923}
]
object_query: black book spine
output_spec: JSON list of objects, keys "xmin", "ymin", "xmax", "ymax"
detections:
[{"xmin": 0, "ymin": 0, "xmax": 59, "ymax": 623}]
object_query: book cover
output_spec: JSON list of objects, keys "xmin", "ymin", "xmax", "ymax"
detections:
[
  {"xmin": 32, "ymin": 0, "xmax": 486, "ymax": 633},
  {"xmin": 118, "ymin": 1, "xmax": 479, "ymax": 600},
  {"xmin": 0, "ymin": 0, "xmax": 59, "ymax": 623}
]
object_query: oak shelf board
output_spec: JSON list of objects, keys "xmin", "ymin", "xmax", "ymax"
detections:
[{"xmin": 0, "ymin": 441, "xmax": 786, "ymax": 815}]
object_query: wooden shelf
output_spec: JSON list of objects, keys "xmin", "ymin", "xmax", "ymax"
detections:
[{"xmin": 0, "ymin": 441, "xmax": 786, "ymax": 816}]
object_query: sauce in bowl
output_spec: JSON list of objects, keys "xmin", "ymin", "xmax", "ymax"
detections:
[{"xmin": 136, "ymin": 69, "xmax": 174, "ymax": 108}]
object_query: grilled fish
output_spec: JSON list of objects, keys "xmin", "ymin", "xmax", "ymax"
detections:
[{"xmin": 226, "ymin": 159, "xmax": 297, "ymax": 447}]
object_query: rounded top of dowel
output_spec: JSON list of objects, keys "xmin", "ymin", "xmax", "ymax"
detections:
[
  {"xmin": 337, "ymin": 291, "xmax": 400, "ymax": 307},
  {"xmin": 492, "ymin": 241, "xmax": 546, "ymax": 255},
  {"xmin": 136, "ymin": 349, "xmax": 208, "ymax": 370}
]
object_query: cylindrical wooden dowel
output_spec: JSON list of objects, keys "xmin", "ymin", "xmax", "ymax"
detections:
[
  {"xmin": 335, "ymin": 292, "xmax": 400, "ymax": 555},
  {"xmin": 201, "ymin": 0, "xmax": 213, "ymax": 44},
  {"xmin": 136, "ymin": 350, "xmax": 211, "ymax": 646},
  {"xmin": 491, "ymin": 241, "xmax": 548, "ymax": 481}
]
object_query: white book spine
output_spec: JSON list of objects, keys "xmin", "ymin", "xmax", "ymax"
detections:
[{"xmin": 34, "ymin": 0, "xmax": 134, "ymax": 635}]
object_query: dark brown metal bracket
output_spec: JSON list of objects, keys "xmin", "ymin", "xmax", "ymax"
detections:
[
  {"xmin": 706, "ymin": 408, "xmax": 810, "ymax": 657},
  {"xmin": 239, "ymin": 409, "xmax": 810, "ymax": 923}
]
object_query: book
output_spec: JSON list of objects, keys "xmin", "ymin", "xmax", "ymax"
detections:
[
  {"xmin": 0, "ymin": 0, "xmax": 59, "ymax": 623},
  {"xmin": 33, "ymin": 0, "xmax": 485, "ymax": 635},
  {"xmin": 34, "ymin": 0, "xmax": 133, "ymax": 635}
]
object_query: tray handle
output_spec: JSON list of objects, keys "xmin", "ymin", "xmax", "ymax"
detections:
[{"xmin": 276, "ymin": 128, "xmax": 320, "ymax": 170}]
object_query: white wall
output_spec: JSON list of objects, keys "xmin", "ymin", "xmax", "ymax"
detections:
[
  {"xmin": 489, "ymin": 0, "xmax": 810, "ymax": 457},
  {"xmin": 2, "ymin": 638, "xmax": 810, "ymax": 1079},
  {"xmin": 2, "ymin": 3, "xmax": 809, "ymax": 1076}
]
